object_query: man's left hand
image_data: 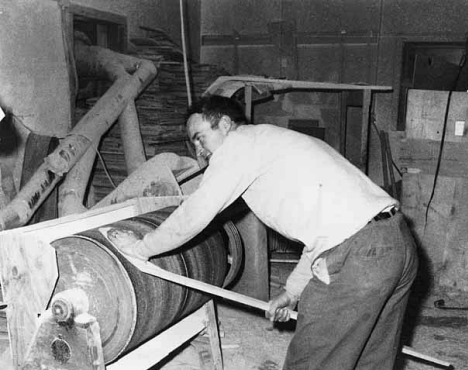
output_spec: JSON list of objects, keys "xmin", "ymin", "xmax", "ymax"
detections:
[{"xmin": 106, "ymin": 228, "xmax": 149, "ymax": 261}]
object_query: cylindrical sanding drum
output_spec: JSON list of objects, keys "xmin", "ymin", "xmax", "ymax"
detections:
[{"xmin": 51, "ymin": 206, "xmax": 228, "ymax": 363}]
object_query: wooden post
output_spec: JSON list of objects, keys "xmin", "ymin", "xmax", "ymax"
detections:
[
  {"xmin": 107, "ymin": 303, "xmax": 214, "ymax": 370},
  {"xmin": 204, "ymin": 300, "xmax": 223, "ymax": 370},
  {"xmin": 245, "ymin": 85, "xmax": 253, "ymax": 122},
  {"xmin": 340, "ymin": 91, "xmax": 349, "ymax": 156},
  {"xmin": 361, "ymin": 89, "xmax": 372, "ymax": 174}
]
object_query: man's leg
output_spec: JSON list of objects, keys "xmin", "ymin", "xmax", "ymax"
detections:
[
  {"xmin": 354, "ymin": 217, "xmax": 418, "ymax": 369},
  {"xmin": 282, "ymin": 214, "xmax": 417, "ymax": 370}
]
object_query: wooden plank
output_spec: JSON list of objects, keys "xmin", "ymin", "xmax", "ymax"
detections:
[
  {"xmin": 107, "ymin": 305, "xmax": 207, "ymax": 370},
  {"xmin": 387, "ymin": 130, "xmax": 405, "ymax": 175},
  {"xmin": 135, "ymin": 195, "xmax": 187, "ymax": 214},
  {"xmin": 205, "ymin": 300, "xmax": 223, "ymax": 370},
  {"xmin": 0, "ymin": 233, "xmax": 57, "ymax": 369},
  {"xmin": 339, "ymin": 91, "xmax": 348, "ymax": 155},
  {"xmin": 93, "ymin": 154, "xmax": 183, "ymax": 209},
  {"xmin": 405, "ymin": 89, "xmax": 468, "ymax": 142},
  {"xmin": 0, "ymin": 196, "xmax": 186, "ymax": 244},
  {"xmin": 360, "ymin": 89, "xmax": 371, "ymax": 174},
  {"xmin": 400, "ymin": 173, "xmax": 462, "ymax": 291},
  {"xmin": 405, "ymin": 89, "xmax": 450, "ymax": 140},
  {"xmin": 437, "ymin": 177, "xmax": 468, "ymax": 292},
  {"xmin": 0, "ymin": 349, "xmax": 13, "ymax": 370},
  {"xmin": 201, "ymin": 33, "xmax": 379, "ymax": 47},
  {"xmin": 205, "ymin": 76, "xmax": 392, "ymax": 95},
  {"xmin": 403, "ymin": 172, "xmax": 468, "ymax": 294},
  {"xmin": 402, "ymin": 347, "xmax": 452, "ymax": 368},
  {"xmin": 245, "ymin": 85, "xmax": 253, "ymax": 122},
  {"xmin": 380, "ymin": 130, "xmax": 390, "ymax": 191},
  {"xmin": 398, "ymin": 138, "xmax": 468, "ymax": 178},
  {"xmin": 384, "ymin": 132, "xmax": 398, "ymax": 198},
  {"xmin": 68, "ymin": 4, "xmax": 127, "ymax": 27}
]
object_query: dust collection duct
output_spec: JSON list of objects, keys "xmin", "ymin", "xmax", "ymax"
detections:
[{"xmin": 50, "ymin": 206, "xmax": 237, "ymax": 364}]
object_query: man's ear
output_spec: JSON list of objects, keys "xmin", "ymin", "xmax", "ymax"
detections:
[{"xmin": 218, "ymin": 115, "xmax": 233, "ymax": 134}]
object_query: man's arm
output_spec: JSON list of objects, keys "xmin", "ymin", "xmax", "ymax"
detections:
[
  {"xmin": 267, "ymin": 248, "xmax": 313, "ymax": 322},
  {"xmin": 284, "ymin": 248, "xmax": 314, "ymax": 299},
  {"xmin": 132, "ymin": 134, "xmax": 256, "ymax": 259}
]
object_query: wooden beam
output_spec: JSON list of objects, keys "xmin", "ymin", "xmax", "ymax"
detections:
[
  {"xmin": 201, "ymin": 33, "xmax": 380, "ymax": 47},
  {"xmin": 205, "ymin": 76, "xmax": 392, "ymax": 97},
  {"xmin": 1, "ymin": 196, "xmax": 186, "ymax": 244},
  {"xmin": 399, "ymin": 138, "xmax": 468, "ymax": 178},
  {"xmin": 107, "ymin": 305, "xmax": 208, "ymax": 370},
  {"xmin": 360, "ymin": 89, "xmax": 372, "ymax": 174},
  {"xmin": 0, "ymin": 233, "xmax": 58, "ymax": 369},
  {"xmin": 245, "ymin": 85, "xmax": 253, "ymax": 122},
  {"xmin": 205, "ymin": 300, "xmax": 223, "ymax": 370}
]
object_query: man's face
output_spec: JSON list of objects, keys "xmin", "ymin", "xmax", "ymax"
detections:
[{"xmin": 187, "ymin": 113, "xmax": 230, "ymax": 162}]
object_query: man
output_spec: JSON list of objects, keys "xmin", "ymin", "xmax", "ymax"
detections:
[{"xmin": 109, "ymin": 95, "xmax": 418, "ymax": 370}]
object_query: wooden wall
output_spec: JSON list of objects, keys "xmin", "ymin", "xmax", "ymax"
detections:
[
  {"xmin": 397, "ymin": 89, "xmax": 468, "ymax": 298},
  {"xmin": 199, "ymin": 0, "xmax": 468, "ymax": 184}
]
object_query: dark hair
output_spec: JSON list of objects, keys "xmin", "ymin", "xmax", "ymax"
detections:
[{"xmin": 187, "ymin": 95, "xmax": 247, "ymax": 128}]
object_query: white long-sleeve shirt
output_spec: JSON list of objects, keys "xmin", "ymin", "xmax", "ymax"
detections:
[{"xmin": 135, "ymin": 124, "xmax": 397, "ymax": 299}]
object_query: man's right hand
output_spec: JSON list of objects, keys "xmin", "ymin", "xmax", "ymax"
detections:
[{"xmin": 266, "ymin": 290, "xmax": 298, "ymax": 322}]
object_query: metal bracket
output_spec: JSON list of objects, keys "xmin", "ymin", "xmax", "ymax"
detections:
[{"xmin": 21, "ymin": 289, "xmax": 104, "ymax": 370}]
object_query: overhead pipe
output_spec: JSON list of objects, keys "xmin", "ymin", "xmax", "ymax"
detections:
[
  {"xmin": 0, "ymin": 57, "xmax": 157, "ymax": 230},
  {"xmin": 58, "ymin": 142, "xmax": 97, "ymax": 217},
  {"xmin": 73, "ymin": 39, "xmax": 148, "ymax": 174},
  {"xmin": 59, "ymin": 38, "xmax": 152, "ymax": 217},
  {"xmin": 119, "ymin": 101, "xmax": 146, "ymax": 174}
]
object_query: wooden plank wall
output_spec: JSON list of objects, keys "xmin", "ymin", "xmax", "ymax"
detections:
[
  {"xmin": 84, "ymin": 29, "xmax": 227, "ymax": 201},
  {"xmin": 398, "ymin": 89, "xmax": 468, "ymax": 297}
]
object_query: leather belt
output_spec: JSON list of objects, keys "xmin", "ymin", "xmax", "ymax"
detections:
[{"xmin": 372, "ymin": 207, "xmax": 397, "ymax": 222}]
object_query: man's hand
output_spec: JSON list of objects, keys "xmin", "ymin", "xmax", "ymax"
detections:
[
  {"xmin": 266, "ymin": 290, "xmax": 298, "ymax": 322},
  {"xmin": 106, "ymin": 228, "xmax": 148, "ymax": 262}
]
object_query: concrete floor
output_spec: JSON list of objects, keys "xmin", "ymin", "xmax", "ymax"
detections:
[{"xmin": 157, "ymin": 261, "xmax": 468, "ymax": 370}]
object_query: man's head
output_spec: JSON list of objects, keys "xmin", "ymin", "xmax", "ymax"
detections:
[{"xmin": 186, "ymin": 95, "xmax": 247, "ymax": 162}]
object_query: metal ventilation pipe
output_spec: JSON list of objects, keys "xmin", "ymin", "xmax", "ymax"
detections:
[
  {"xmin": 0, "ymin": 46, "xmax": 157, "ymax": 230},
  {"xmin": 59, "ymin": 36, "xmax": 155, "ymax": 217}
]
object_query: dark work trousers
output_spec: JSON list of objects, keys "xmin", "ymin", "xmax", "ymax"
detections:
[{"xmin": 282, "ymin": 213, "xmax": 418, "ymax": 370}]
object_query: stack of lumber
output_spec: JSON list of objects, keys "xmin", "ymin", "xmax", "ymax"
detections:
[{"xmin": 84, "ymin": 29, "xmax": 227, "ymax": 201}]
